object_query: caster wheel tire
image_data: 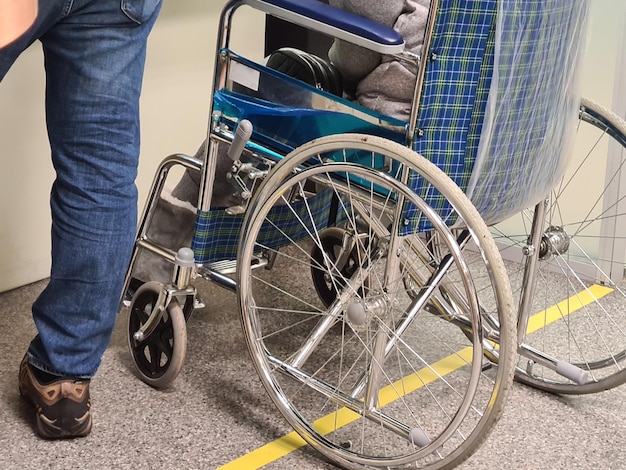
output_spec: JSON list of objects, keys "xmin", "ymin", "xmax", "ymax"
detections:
[{"xmin": 127, "ymin": 281, "xmax": 187, "ymax": 388}]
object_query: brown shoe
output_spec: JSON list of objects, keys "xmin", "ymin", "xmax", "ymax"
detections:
[{"xmin": 18, "ymin": 355, "xmax": 92, "ymax": 439}]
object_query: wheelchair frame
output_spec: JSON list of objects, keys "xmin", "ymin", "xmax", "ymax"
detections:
[{"xmin": 121, "ymin": 1, "xmax": 626, "ymax": 468}]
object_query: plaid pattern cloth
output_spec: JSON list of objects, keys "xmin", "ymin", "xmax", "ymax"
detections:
[
  {"xmin": 404, "ymin": 0, "xmax": 587, "ymax": 231},
  {"xmin": 403, "ymin": 0, "xmax": 498, "ymax": 233},
  {"xmin": 192, "ymin": 189, "xmax": 336, "ymax": 264},
  {"xmin": 466, "ymin": 0, "xmax": 588, "ymax": 224}
]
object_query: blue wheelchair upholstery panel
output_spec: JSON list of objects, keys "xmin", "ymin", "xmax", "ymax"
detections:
[
  {"xmin": 215, "ymin": 51, "xmax": 407, "ymax": 151},
  {"xmin": 215, "ymin": 90, "xmax": 406, "ymax": 154}
]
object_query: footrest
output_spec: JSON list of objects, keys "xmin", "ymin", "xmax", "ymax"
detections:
[{"xmin": 203, "ymin": 255, "xmax": 268, "ymax": 276}]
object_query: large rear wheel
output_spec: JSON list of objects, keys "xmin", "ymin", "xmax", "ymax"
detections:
[{"xmin": 237, "ymin": 134, "xmax": 516, "ymax": 469}]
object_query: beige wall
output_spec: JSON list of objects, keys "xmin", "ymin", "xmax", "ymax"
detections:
[
  {"xmin": 0, "ymin": 1, "xmax": 624, "ymax": 292},
  {"xmin": 581, "ymin": 1, "xmax": 626, "ymax": 115},
  {"xmin": 0, "ymin": 1, "xmax": 263, "ymax": 292}
]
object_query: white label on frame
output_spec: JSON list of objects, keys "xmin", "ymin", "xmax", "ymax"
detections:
[{"xmin": 229, "ymin": 61, "xmax": 260, "ymax": 92}]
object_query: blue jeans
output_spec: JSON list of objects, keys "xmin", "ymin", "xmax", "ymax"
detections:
[{"xmin": 0, "ymin": 0, "xmax": 162, "ymax": 378}]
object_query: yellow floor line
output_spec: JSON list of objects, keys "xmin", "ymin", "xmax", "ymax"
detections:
[
  {"xmin": 526, "ymin": 284, "xmax": 613, "ymax": 334},
  {"xmin": 217, "ymin": 347, "xmax": 474, "ymax": 470},
  {"xmin": 218, "ymin": 284, "xmax": 614, "ymax": 469},
  {"xmin": 216, "ymin": 432, "xmax": 307, "ymax": 470}
]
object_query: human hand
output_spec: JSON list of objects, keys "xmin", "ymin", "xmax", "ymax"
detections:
[{"xmin": 0, "ymin": 0, "xmax": 37, "ymax": 48}]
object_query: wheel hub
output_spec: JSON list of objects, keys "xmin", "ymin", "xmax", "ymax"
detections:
[
  {"xmin": 345, "ymin": 295, "xmax": 392, "ymax": 328},
  {"xmin": 539, "ymin": 225, "xmax": 570, "ymax": 260}
]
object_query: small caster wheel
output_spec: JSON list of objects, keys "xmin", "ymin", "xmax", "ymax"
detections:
[
  {"xmin": 310, "ymin": 227, "xmax": 368, "ymax": 307},
  {"xmin": 127, "ymin": 281, "xmax": 187, "ymax": 388}
]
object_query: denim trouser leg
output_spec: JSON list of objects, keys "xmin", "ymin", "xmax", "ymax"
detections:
[{"xmin": 0, "ymin": 0, "xmax": 162, "ymax": 378}]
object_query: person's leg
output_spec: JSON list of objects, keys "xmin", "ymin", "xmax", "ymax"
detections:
[{"xmin": 26, "ymin": 0, "xmax": 161, "ymax": 379}]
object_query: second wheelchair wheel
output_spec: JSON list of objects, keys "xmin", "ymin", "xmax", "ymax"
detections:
[
  {"xmin": 491, "ymin": 98, "xmax": 626, "ymax": 394},
  {"xmin": 127, "ymin": 281, "xmax": 187, "ymax": 389},
  {"xmin": 237, "ymin": 134, "xmax": 516, "ymax": 469}
]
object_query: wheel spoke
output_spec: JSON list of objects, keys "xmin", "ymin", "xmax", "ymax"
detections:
[{"xmin": 492, "ymin": 99, "xmax": 626, "ymax": 393}]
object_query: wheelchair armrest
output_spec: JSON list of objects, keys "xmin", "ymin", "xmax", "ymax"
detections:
[{"xmin": 243, "ymin": 0, "xmax": 405, "ymax": 55}]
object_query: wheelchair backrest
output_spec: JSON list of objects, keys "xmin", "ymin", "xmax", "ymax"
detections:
[{"xmin": 408, "ymin": 0, "xmax": 588, "ymax": 229}]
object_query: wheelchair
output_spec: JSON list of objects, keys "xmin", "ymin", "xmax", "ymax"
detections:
[{"xmin": 120, "ymin": 0, "xmax": 626, "ymax": 468}]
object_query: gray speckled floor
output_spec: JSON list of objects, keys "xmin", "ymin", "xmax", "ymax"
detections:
[
  {"xmin": 2, "ymin": 1, "xmax": 626, "ymax": 468},
  {"xmin": 1, "ymin": 276, "xmax": 625, "ymax": 470}
]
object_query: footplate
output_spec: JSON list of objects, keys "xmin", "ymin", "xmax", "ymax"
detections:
[{"xmin": 202, "ymin": 255, "xmax": 268, "ymax": 276}]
